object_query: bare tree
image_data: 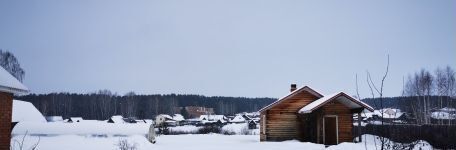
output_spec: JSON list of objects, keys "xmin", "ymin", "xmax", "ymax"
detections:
[
  {"xmin": 366, "ymin": 55, "xmax": 389, "ymax": 150},
  {"xmin": 404, "ymin": 69, "xmax": 434, "ymax": 124},
  {"xmin": 0, "ymin": 49, "xmax": 25, "ymax": 82}
]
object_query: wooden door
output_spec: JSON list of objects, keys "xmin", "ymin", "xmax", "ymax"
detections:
[{"xmin": 324, "ymin": 116, "xmax": 338, "ymax": 145}]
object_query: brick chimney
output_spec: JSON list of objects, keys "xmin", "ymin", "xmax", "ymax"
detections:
[{"xmin": 290, "ymin": 84, "xmax": 297, "ymax": 92}]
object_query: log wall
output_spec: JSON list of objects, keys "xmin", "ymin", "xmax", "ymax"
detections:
[
  {"xmin": 318, "ymin": 100, "xmax": 354, "ymax": 143},
  {"xmin": 260, "ymin": 91, "xmax": 318, "ymax": 141}
]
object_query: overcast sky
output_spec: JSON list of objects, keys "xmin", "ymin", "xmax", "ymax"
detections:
[{"xmin": 0, "ymin": 0, "xmax": 455, "ymax": 98}]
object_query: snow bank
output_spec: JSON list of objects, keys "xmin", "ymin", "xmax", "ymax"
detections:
[
  {"xmin": 12, "ymin": 122, "xmax": 151, "ymax": 135},
  {"xmin": 10, "ymin": 132, "xmax": 433, "ymax": 150},
  {"xmin": 169, "ymin": 125, "xmax": 201, "ymax": 133},
  {"xmin": 12, "ymin": 100, "xmax": 46, "ymax": 123},
  {"xmin": 221, "ymin": 123, "xmax": 259, "ymax": 135}
]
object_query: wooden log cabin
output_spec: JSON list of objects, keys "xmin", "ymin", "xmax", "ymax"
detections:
[{"xmin": 259, "ymin": 84, "xmax": 373, "ymax": 145}]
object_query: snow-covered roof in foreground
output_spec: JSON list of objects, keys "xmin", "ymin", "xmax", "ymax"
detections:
[
  {"xmin": 299, "ymin": 92, "xmax": 374, "ymax": 114},
  {"xmin": 12, "ymin": 100, "xmax": 46, "ymax": 123},
  {"xmin": 0, "ymin": 66, "xmax": 28, "ymax": 94},
  {"xmin": 259, "ymin": 85, "xmax": 324, "ymax": 112}
]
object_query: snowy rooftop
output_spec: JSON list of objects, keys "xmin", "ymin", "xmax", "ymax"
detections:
[
  {"xmin": 230, "ymin": 115, "xmax": 246, "ymax": 123},
  {"xmin": 299, "ymin": 92, "xmax": 374, "ymax": 114},
  {"xmin": 431, "ymin": 111, "xmax": 456, "ymax": 120},
  {"xmin": 12, "ymin": 100, "xmax": 46, "ymax": 123},
  {"xmin": 0, "ymin": 66, "xmax": 28, "ymax": 94},
  {"xmin": 199, "ymin": 115, "xmax": 226, "ymax": 121}
]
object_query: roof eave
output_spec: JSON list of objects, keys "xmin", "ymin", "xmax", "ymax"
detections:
[{"xmin": 0, "ymin": 85, "xmax": 29, "ymax": 95}]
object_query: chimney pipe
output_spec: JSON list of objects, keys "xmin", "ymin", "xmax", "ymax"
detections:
[{"xmin": 290, "ymin": 84, "xmax": 297, "ymax": 92}]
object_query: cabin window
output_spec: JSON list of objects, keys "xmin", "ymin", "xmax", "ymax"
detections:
[{"xmin": 262, "ymin": 115, "xmax": 266, "ymax": 133}]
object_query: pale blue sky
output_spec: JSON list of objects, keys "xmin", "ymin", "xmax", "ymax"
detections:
[{"xmin": 0, "ymin": 0, "xmax": 455, "ymax": 98}]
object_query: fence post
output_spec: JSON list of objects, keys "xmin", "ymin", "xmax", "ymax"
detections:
[{"xmin": 358, "ymin": 112, "xmax": 362, "ymax": 142}]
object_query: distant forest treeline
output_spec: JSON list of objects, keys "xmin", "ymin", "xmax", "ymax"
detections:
[
  {"xmin": 16, "ymin": 91, "xmax": 276, "ymax": 120},
  {"xmin": 16, "ymin": 91, "xmax": 456, "ymax": 122}
]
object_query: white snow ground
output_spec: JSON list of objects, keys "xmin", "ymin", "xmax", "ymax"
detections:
[
  {"xmin": 11, "ymin": 134, "xmax": 325, "ymax": 150},
  {"xmin": 10, "ymin": 134, "xmax": 432, "ymax": 150},
  {"xmin": 11, "ymin": 121, "xmax": 432, "ymax": 150}
]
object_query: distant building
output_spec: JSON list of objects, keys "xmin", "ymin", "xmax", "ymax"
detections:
[
  {"xmin": 199, "ymin": 115, "xmax": 228, "ymax": 125},
  {"xmin": 367, "ymin": 108, "xmax": 408, "ymax": 124},
  {"xmin": 66, "ymin": 117, "xmax": 83, "ymax": 123},
  {"xmin": 431, "ymin": 107, "xmax": 456, "ymax": 124},
  {"xmin": 156, "ymin": 114, "xmax": 178, "ymax": 126},
  {"xmin": 229, "ymin": 114, "xmax": 246, "ymax": 123},
  {"xmin": 180, "ymin": 106, "xmax": 214, "ymax": 118},
  {"xmin": 248, "ymin": 120, "xmax": 258, "ymax": 129}
]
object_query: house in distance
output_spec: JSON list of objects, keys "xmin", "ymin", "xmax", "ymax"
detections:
[{"xmin": 259, "ymin": 84, "xmax": 373, "ymax": 145}]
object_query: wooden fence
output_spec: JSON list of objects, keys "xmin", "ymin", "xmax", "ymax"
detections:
[{"xmin": 354, "ymin": 124, "xmax": 456, "ymax": 149}]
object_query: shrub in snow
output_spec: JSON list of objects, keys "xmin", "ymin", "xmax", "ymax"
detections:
[
  {"xmin": 115, "ymin": 138, "xmax": 137, "ymax": 150},
  {"xmin": 11, "ymin": 131, "xmax": 40, "ymax": 150},
  {"xmin": 198, "ymin": 125, "xmax": 221, "ymax": 134}
]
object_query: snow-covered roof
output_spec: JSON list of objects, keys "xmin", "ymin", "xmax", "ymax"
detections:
[
  {"xmin": 431, "ymin": 111, "xmax": 455, "ymax": 120},
  {"xmin": 230, "ymin": 115, "xmax": 246, "ymax": 123},
  {"xmin": 369, "ymin": 108, "xmax": 404, "ymax": 119},
  {"xmin": 299, "ymin": 92, "xmax": 374, "ymax": 114},
  {"xmin": 357, "ymin": 109, "xmax": 404, "ymax": 119},
  {"xmin": 0, "ymin": 66, "xmax": 28, "ymax": 94},
  {"xmin": 173, "ymin": 114, "xmax": 185, "ymax": 121},
  {"xmin": 12, "ymin": 100, "xmax": 46, "ymax": 123},
  {"xmin": 199, "ymin": 115, "xmax": 226, "ymax": 121},
  {"xmin": 259, "ymin": 85, "xmax": 324, "ymax": 112},
  {"xmin": 160, "ymin": 114, "xmax": 173, "ymax": 120}
]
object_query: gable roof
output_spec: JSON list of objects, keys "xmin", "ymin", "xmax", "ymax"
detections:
[
  {"xmin": 298, "ymin": 92, "xmax": 374, "ymax": 113},
  {"xmin": 259, "ymin": 86, "xmax": 324, "ymax": 112},
  {"xmin": 0, "ymin": 66, "xmax": 28, "ymax": 94}
]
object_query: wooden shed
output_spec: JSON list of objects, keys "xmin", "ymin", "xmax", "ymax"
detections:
[{"xmin": 259, "ymin": 84, "xmax": 373, "ymax": 145}]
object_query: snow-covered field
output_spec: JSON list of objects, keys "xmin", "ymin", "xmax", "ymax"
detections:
[
  {"xmin": 11, "ymin": 134, "xmax": 432, "ymax": 150},
  {"xmin": 11, "ymin": 120, "xmax": 432, "ymax": 150}
]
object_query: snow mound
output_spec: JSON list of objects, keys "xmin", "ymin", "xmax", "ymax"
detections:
[
  {"xmin": 12, "ymin": 100, "xmax": 46, "ymax": 123},
  {"xmin": 12, "ymin": 121, "xmax": 151, "ymax": 135}
]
